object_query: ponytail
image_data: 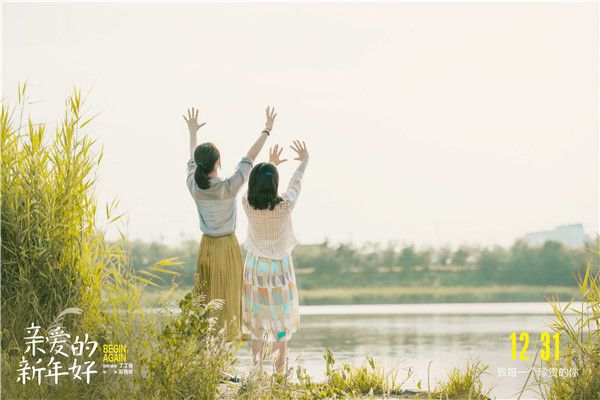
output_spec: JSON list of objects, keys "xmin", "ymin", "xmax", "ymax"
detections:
[
  {"xmin": 193, "ymin": 143, "xmax": 220, "ymax": 190},
  {"xmin": 194, "ymin": 163, "xmax": 210, "ymax": 190}
]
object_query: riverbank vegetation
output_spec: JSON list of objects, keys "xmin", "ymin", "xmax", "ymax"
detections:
[
  {"xmin": 233, "ymin": 349, "xmax": 491, "ymax": 400},
  {"xmin": 1, "ymin": 87, "xmax": 238, "ymax": 399},
  {"xmin": 134, "ymin": 239, "xmax": 592, "ymax": 305},
  {"xmin": 520, "ymin": 263, "xmax": 600, "ymax": 399}
]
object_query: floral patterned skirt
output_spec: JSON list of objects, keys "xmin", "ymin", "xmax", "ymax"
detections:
[{"xmin": 242, "ymin": 250, "xmax": 300, "ymax": 342}]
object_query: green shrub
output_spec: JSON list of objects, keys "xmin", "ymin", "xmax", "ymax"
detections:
[
  {"xmin": 136, "ymin": 291, "xmax": 240, "ymax": 400},
  {"xmin": 433, "ymin": 359, "xmax": 491, "ymax": 400}
]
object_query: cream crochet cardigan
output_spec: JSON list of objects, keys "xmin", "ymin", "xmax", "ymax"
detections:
[{"xmin": 242, "ymin": 165, "xmax": 305, "ymax": 260}]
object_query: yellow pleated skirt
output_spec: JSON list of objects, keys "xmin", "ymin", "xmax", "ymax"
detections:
[{"xmin": 194, "ymin": 232, "xmax": 247, "ymax": 341}]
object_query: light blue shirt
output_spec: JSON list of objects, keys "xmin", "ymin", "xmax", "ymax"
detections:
[{"xmin": 186, "ymin": 157, "xmax": 253, "ymax": 237}]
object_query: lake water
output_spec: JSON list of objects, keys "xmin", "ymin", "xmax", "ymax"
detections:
[{"xmin": 233, "ymin": 303, "xmax": 579, "ymax": 400}]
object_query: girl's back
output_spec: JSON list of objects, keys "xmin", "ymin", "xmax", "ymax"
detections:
[{"xmin": 242, "ymin": 159, "xmax": 305, "ymax": 260}]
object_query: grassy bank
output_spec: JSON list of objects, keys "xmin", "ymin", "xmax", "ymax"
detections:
[
  {"xmin": 142, "ymin": 285, "xmax": 580, "ymax": 307},
  {"xmin": 298, "ymin": 285, "xmax": 580, "ymax": 304}
]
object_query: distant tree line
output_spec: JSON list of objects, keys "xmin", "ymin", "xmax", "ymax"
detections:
[{"xmin": 129, "ymin": 239, "xmax": 597, "ymax": 290}]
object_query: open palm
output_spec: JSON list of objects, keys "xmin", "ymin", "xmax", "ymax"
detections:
[
  {"xmin": 183, "ymin": 107, "xmax": 206, "ymax": 134},
  {"xmin": 269, "ymin": 144, "xmax": 287, "ymax": 166},
  {"xmin": 290, "ymin": 140, "xmax": 308, "ymax": 161},
  {"xmin": 265, "ymin": 106, "xmax": 277, "ymax": 132}
]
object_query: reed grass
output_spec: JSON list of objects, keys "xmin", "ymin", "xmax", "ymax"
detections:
[
  {"xmin": 1, "ymin": 84, "xmax": 108, "ymax": 339},
  {"xmin": 1, "ymin": 85, "xmax": 237, "ymax": 399},
  {"xmin": 519, "ymin": 259, "xmax": 600, "ymax": 400}
]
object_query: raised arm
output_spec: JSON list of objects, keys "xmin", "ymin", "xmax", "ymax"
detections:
[
  {"xmin": 220, "ymin": 107, "xmax": 279, "ymax": 194},
  {"xmin": 281, "ymin": 140, "xmax": 309, "ymax": 203},
  {"xmin": 246, "ymin": 106, "xmax": 277, "ymax": 161},
  {"xmin": 183, "ymin": 107, "xmax": 206, "ymax": 158},
  {"xmin": 290, "ymin": 139, "xmax": 309, "ymax": 173}
]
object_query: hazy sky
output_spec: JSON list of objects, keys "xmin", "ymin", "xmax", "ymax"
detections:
[{"xmin": 3, "ymin": 2, "xmax": 598, "ymax": 248}]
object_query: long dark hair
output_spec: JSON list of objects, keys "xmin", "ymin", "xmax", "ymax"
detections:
[
  {"xmin": 193, "ymin": 143, "xmax": 220, "ymax": 189},
  {"xmin": 248, "ymin": 163, "xmax": 283, "ymax": 210}
]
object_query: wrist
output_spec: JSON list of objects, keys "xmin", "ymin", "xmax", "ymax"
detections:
[{"xmin": 261, "ymin": 129, "xmax": 270, "ymax": 136}]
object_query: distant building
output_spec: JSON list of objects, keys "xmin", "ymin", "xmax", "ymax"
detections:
[{"xmin": 523, "ymin": 224, "xmax": 589, "ymax": 248}]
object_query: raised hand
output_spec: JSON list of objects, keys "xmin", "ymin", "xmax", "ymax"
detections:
[
  {"xmin": 290, "ymin": 140, "xmax": 308, "ymax": 162},
  {"xmin": 183, "ymin": 107, "xmax": 206, "ymax": 134},
  {"xmin": 269, "ymin": 144, "xmax": 287, "ymax": 166},
  {"xmin": 264, "ymin": 106, "xmax": 277, "ymax": 132}
]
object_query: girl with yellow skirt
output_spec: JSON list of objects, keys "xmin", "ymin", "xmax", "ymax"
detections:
[{"xmin": 183, "ymin": 106, "xmax": 277, "ymax": 341}]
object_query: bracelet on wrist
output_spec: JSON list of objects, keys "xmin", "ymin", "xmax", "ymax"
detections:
[{"xmin": 262, "ymin": 129, "xmax": 270, "ymax": 136}]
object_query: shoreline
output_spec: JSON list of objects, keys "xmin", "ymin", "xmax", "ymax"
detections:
[
  {"xmin": 142, "ymin": 301, "xmax": 583, "ymax": 316},
  {"xmin": 141, "ymin": 285, "xmax": 581, "ymax": 310}
]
